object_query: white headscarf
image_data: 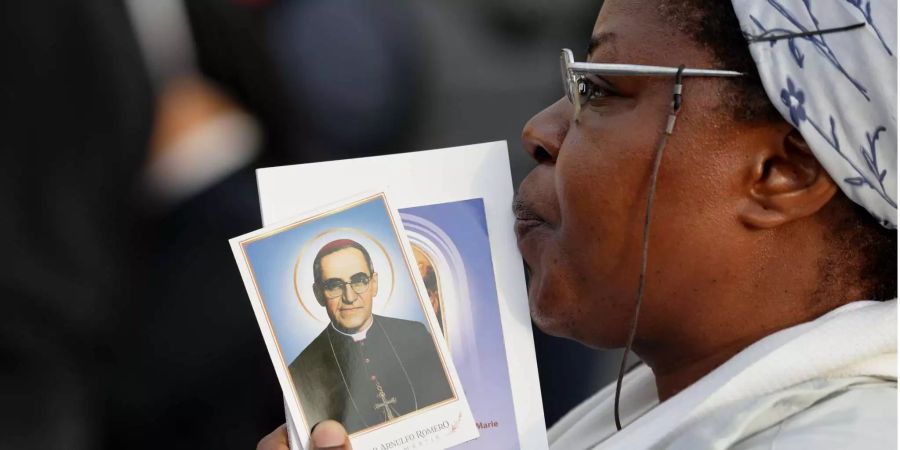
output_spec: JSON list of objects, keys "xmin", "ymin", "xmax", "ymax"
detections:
[{"xmin": 730, "ymin": 0, "xmax": 897, "ymax": 228}]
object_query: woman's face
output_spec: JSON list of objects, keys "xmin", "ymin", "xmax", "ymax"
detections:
[{"xmin": 515, "ymin": 0, "xmax": 771, "ymax": 348}]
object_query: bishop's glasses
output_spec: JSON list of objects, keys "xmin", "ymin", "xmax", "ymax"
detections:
[{"xmin": 321, "ymin": 272, "xmax": 374, "ymax": 299}]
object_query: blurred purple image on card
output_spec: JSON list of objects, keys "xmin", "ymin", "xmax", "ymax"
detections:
[{"xmin": 400, "ymin": 198, "xmax": 519, "ymax": 448}]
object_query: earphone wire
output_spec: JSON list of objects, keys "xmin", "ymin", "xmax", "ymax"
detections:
[{"xmin": 613, "ymin": 65, "xmax": 686, "ymax": 432}]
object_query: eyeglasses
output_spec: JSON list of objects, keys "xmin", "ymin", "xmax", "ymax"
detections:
[
  {"xmin": 559, "ymin": 48, "xmax": 743, "ymax": 121},
  {"xmin": 320, "ymin": 272, "xmax": 373, "ymax": 299}
]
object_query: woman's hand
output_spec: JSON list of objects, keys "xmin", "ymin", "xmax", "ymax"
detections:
[{"xmin": 257, "ymin": 421, "xmax": 352, "ymax": 450}]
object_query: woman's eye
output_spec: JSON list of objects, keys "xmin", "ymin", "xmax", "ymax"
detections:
[{"xmin": 577, "ymin": 76, "xmax": 614, "ymax": 103}]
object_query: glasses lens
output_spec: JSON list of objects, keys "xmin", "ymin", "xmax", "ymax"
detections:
[
  {"xmin": 323, "ymin": 280, "xmax": 344, "ymax": 298},
  {"xmin": 349, "ymin": 273, "xmax": 371, "ymax": 294},
  {"xmin": 560, "ymin": 50, "xmax": 571, "ymax": 102},
  {"xmin": 560, "ymin": 48, "xmax": 582, "ymax": 121},
  {"xmin": 560, "ymin": 49, "xmax": 577, "ymax": 103}
]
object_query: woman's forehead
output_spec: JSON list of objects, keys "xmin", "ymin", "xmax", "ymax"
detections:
[{"xmin": 590, "ymin": 0, "xmax": 713, "ymax": 66}]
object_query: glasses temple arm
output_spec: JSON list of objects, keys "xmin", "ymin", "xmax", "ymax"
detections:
[{"xmin": 568, "ymin": 62, "xmax": 743, "ymax": 77}]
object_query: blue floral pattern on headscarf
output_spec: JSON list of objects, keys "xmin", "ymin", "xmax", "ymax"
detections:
[
  {"xmin": 779, "ymin": 78, "xmax": 806, "ymax": 126},
  {"xmin": 732, "ymin": 0, "xmax": 897, "ymax": 228}
]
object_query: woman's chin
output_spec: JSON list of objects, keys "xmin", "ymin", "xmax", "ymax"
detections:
[
  {"xmin": 530, "ymin": 294, "xmax": 627, "ymax": 349},
  {"xmin": 528, "ymin": 290, "xmax": 578, "ymax": 338}
]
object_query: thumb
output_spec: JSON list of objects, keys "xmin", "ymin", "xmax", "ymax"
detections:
[{"xmin": 310, "ymin": 420, "xmax": 352, "ymax": 450}]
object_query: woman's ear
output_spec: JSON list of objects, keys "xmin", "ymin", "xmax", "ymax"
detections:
[{"xmin": 738, "ymin": 128, "xmax": 838, "ymax": 228}]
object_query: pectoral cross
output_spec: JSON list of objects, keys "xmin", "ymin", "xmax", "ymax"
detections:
[{"xmin": 374, "ymin": 383, "xmax": 399, "ymax": 421}]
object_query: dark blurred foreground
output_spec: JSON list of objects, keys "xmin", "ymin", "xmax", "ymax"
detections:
[{"xmin": 0, "ymin": 1, "xmax": 617, "ymax": 448}]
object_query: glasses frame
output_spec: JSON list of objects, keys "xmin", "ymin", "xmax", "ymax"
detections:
[
  {"xmin": 320, "ymin": 272, "xmax": 374, "ymax": 300},
  {"xmin": 559, "ymin": 48, "xmax": 743, "ymax": 121}
]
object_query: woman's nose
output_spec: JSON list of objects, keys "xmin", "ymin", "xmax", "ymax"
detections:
[{"xmin": 522, "ymin": 97, "xmax": 571, "ymax": 165}]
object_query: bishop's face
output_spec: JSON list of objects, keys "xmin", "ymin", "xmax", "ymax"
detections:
[{"xmin": 317, "ymin": 247, "xmax": 379, "ymax": 333}]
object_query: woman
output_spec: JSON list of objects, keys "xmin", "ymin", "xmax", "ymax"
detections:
[{"xmin": 261, "ymin": 0, "xmax": 897, "ymax": 448}]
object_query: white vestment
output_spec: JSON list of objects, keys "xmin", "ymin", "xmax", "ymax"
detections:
[{"xmin": 549, "ymin": 300, "xmax": 897, "ymax": 449}]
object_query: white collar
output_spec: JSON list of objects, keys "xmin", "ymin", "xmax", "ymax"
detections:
[{"xmin": 331, "ymin": 315, "xmax": 374, "ymax": 342}]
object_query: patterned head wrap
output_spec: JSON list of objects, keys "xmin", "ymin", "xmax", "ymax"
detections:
[{"xmin": 730, "ymin": 0, "xmax": 897, "ymax": 228}]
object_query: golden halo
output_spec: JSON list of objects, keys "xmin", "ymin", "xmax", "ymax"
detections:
[{"xmin": 293, "ymin": 227, "xmax": 396, "ymax": 323}]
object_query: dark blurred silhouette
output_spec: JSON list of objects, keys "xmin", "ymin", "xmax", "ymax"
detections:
[
  {"xmin": 1, "ymin": 0, "xmax": 616, "ymax": 448},
  {"xmin": 115, "ymin": 1, "xmax": 287, "ymax": 448},
  {"xmin": 0, "ymin": 1, "xmax": 152, "ymax": 448}
]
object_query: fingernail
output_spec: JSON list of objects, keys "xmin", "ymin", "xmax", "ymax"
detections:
[{"xmin": 312, "ymin": 423, "xmax": 346, "ymax": 448}]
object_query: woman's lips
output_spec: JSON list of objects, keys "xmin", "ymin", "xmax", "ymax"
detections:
[
  {"xmin": 513, "ymin": 199, "xmax": 549, "ymax": 239},
  {"xmin": 514, "ymin": 217, "xmax": 547, "ymax": 239}
]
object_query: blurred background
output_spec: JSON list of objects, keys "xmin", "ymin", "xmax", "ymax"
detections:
[{"xmin": 0, "ymin": 0, "xmax": 624, "ymax": 448}]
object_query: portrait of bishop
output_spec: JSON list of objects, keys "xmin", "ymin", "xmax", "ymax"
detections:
[{"xmin": 288, "ymin": 239, "xmax": 454, "ymax": 434}]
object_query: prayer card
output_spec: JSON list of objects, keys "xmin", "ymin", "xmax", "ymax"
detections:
[
  {"xmin": 255, "ymin": 141, "xmax": 547, "ymax": 449},
  {"xmin": 231, "ymin": 191, "xmax": 479, "ymax": 450}
]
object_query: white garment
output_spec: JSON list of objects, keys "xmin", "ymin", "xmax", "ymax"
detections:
[
  {"xmin": 549, "ymin": 300, "xmax": 897, "ymax": 449},
  {"xmin": 330, "ymin": 315, "xmax": 374, "ymax": 342}
]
